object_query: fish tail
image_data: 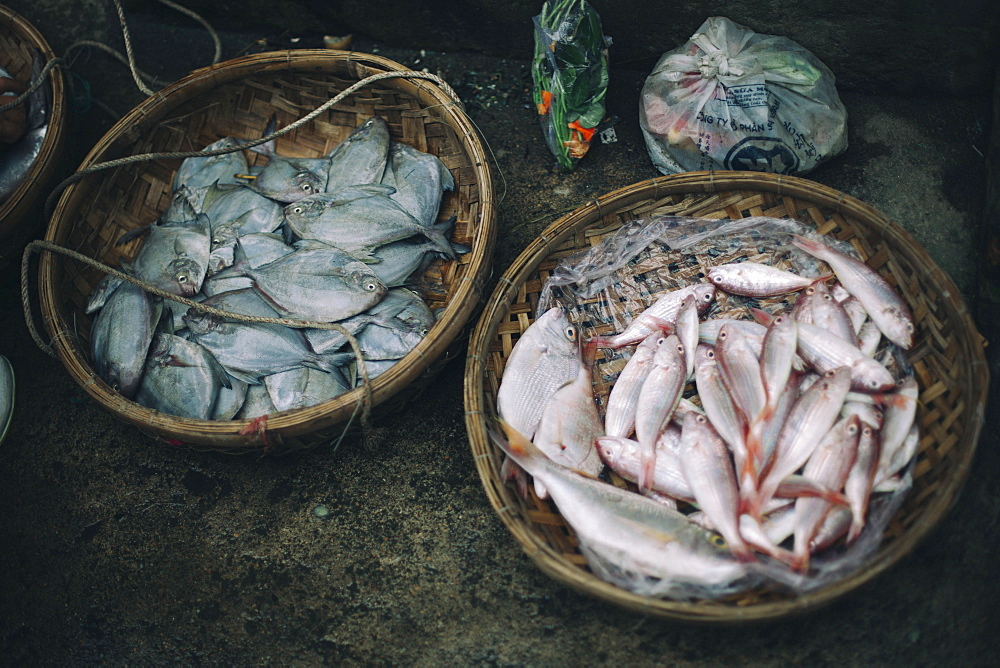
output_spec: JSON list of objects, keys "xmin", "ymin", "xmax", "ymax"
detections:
[
  {"xmin": 789, "ymin": 548, "xmax": 811, "ymax": 573},
  {"xmin": 636, "ymin": 446, "xmax": 657, "ymax": 493},
  {"xmin": 846, "ymin": 512, "xmax": 866, "ymax": 544},
  {"xmin": 789, "ymin": 233, "xmax": 825, "ymax": 259},
  {"xmin": 730, "ymin": 539, "xmax": 757, "ymax": 563},
  {"xmin": 423, "ymin": 220, "xmax": 459, "ymax": 259},
  {"xmin": 585, "ymin": 334, "xmax": 621, "ymax": 349}
]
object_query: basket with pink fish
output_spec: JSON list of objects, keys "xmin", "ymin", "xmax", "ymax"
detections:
[{"xmin": 464, "ymin": 171, "xmax": 987, "ymax": 622}]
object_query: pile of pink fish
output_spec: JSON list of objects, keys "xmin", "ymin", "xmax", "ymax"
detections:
[{"xmin": 494, "ymin": 226, "xmax": 919, "ymax": 595}]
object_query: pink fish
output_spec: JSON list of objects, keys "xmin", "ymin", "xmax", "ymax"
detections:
[
  {"xmin": 634, "ymin": 334, "xmax": 687, "ymax": 492},
  {"xmin": 589, "ymin": 285, "xmax": 715, "ymax": 349},
  {"xmin": 790, "ymin": 234, "xmax": 915, "ymax": 349},
  {"xmin": 707, "ymin": 262, "xmax": 825, "ymax": 298}
]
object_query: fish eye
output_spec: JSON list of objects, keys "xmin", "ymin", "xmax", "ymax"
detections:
[
  {"xmin": 717, "ymin": 330, "xmax": 728, "ymax": 341},
  {"xmin": 676, "ymin": 342, "xmax": 685, "ymax": 354},
  {"xmin": 906, "ymin": 322, "xmax": 915, "ymax": 332},
  {"xmin": 177, "ymin": 275, "xmax": 187, "ymax": 283},
  {"xmin": 365, "ymin": 281, "xmax": 378, "ymax": 292},
  {"xmin": 564, "ymin": 326, "xmax": 578, "ymax": 341},
  {"xmin": 711, "ymin": 275, "xmax": 724, "ymax": 283},
  {"xmin": 706, "ymin": 349, "xmax": 715, "ymax": 359},
  {"xmin": 301, "ymin": 184, "xmax": 312, "ymax": 192},
  {"xmin": 709, "ymin": 534, "xmax": 727, "ymax": 549}
]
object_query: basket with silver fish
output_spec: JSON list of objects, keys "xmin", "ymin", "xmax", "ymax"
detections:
[
  {"xmin": 0, "ymin": 4, "xmax": 66, "ymax": 257},
  {"xmin": 36, "ymin": 50, "xmax": 495, "ymax": 453},
  {"xmin": 464, "ymin": 171, "xmax": 987, "ymax": 622}
]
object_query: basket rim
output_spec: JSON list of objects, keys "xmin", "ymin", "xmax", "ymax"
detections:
[
  {"xmin": 37, "ymin": 49, "xmax": 496, "ymax": 450},
  {"xmin": 463, "ymin": 170, "xmax": 989, "ymax": 623},
  {"xmin": 0, "ymin": 3, "xmax": 68, "ymax": 244}
]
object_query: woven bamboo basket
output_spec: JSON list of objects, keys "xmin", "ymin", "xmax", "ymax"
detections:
[
  {"xmin": 0, "ymin": 4, "xmax": 66, "ymax": 256},
  {"xmin": 464, "ymin": 171, "xmax": 988, "ymax": 622},
  {"xmin": 37, "ymin": 50, "xmax": 495, "ymax": 453}
]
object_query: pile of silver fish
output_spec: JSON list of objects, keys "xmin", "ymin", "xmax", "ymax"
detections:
[
  {"xmin": 495, "ymin": 225, "xmax": 919, "ymax": 597},
  {"xmin": 87, "ymin": 115, "xmax": 461, "ymax": 421},
  {"xmin": 0, "ymin": 50, "xmax": 50, "ymax": 203}
]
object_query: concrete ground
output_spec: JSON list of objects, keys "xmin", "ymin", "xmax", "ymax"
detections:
[{"xmin": 0, "ymin": 4, "xmax": 996, "ymax": 664}]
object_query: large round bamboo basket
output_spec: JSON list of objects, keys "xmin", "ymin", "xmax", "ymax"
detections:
[
  {"xmin": 0, "ymin": 3, "xmax": 66, "ymax": 256},
  {"xmin": 464, "ymin": 171, "xmax": 988, "ymax": 622},
  {"xmin": 38, "ymin": 50, "xmax": 495, "ymax": 453}
]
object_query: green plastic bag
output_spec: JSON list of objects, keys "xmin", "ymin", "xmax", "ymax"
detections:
[{"xmin": 531, "ymin": 0, "xmax": 611, "ymax": 171}]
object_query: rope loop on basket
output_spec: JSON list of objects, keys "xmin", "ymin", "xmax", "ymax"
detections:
[
  {"xmin": 42, "ymin": 68, "xmax": 465, "ymax": 220},
  {"xmin": 21, "ymin": 239, "xmax": 374, "ymax": 437}
]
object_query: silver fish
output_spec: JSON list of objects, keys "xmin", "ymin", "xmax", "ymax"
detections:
[
  {"xmin": 715, "ymin": 323, "xmax": 767, "ymax": 454},
  {"xmin": 875, "ymin": 375, "xmax": 918, "ymax": 464},
  {"xmin": 756, "ymin": 366, "xmax": 852, "ymax": 514},
  {"xmin": 795, "ymin": 320, "xmax": 895, "ymax": 393},
  {"xmin": 325, "ymin": 115, "xmax": 391, "ymax": 193},
  {"xmin": 283, "ymin": 184, "xmax": 457, "ymax": 258},
  {"xmin": 367, "ymin": 236, "xmax": 457, "ymax": 288},
  {"xmin": 248, "ymin": 128, "xmax": 331, "ymax": 203},
  {"xmin": 90, "ymin": 281, "xmax": 162, "ymax": 398},
  {"xmin": 172, "ymin": 137, "xmax": 249, "ymax": 191},
  {"xmin": 129, "ymin": 215, "xmax": 212, "ymax": 297},
  {"xmin": 304, "ymin": 287, "xmax": 433, "ymax": 355},
  {"xmin": 693, "ymin": 343, "xmax": 747, "ymax": 470},
  {"xmin": 263, "ymin": 366, "xmax": 351, "ymax": 412},
  {"xmin": 532, "ymin": 363, "xmax": 605, "ymax": 497},
  {"xmin": 674, "ymin": 294, "xmax": 700, "ymax": 381},
  {"xmin": 679, "ymin": 412, "xmax": 755, "ymax": 561},
  {"xmin": 202, "ymin": 231, "xmax": 294, "ymax": 294},
  {"xmin": 135, "ymin": 333, "xmax": 230, "ymax": 419},
  {"xmin": 791, "ymin": 234, "xmax": 915, "ymax": 349},
  {"xmin": 791, "ymin": 414, "xmax": 860, "ymax": 570},
  {"xmin": 182, "ymin": 290, "xmax": 351, "ymax": 384},
  {"xmin": 707, "ymin": 262, "xmax": 819, "ymax": 298},
  {"xmin": 590, "ymin": 284, "xmax": 716, "ymax": 349},
  {"xmin": 596, "ymin": 428, "xmax": 695, "ymax": 501},
  {"xmin": 603, "ymin": 331, "xmax": 661, "ymax": 438},
  {"xmin": 212, "ymin": 375, "xmax": 249, "ymax": 420},
  {"xmin": 634, "ymin": 334, "xmax": 686, "ymax": 492},
  {"xmin": 759, "ymin": 312, "xmax": 797, "ymax": 417},
  {"xmin": 235, "ymin": 383, "xmax": 277, "ymax": 419},
  {"xmin": 496, "ymin": 307, "xmax": 582, "ymax": 440},
  {"xmin": 844, "ymin": 423, "xmax": 880, "ymax": 544},
  {"xmin": 496, "ymin": 421, "xmax": 746, "ymax": 591},
  {"xmin": 200, "ymin": 182, "xmax": 283, "ymax": 250},
  {"xmin": 222, "ymin": 240, "xmax": 387, "ymax": 322},
  {"xmin": 0, "ymin": 50, "xmax": 48, "ymax": 202},
  {"xmin": 792, "ymin": 280, "xmax": 857, "ymax": 345},
  {"xmin": 698, "ymin": 318, "xmax": 766, "ymax": 351},
  {"xmin": 85, "ymin": 272, "xmax": 127, "ymax": 314},
  {"xmin": 380, "ymin": 140, "xmax": 455, "ymax": 226}
]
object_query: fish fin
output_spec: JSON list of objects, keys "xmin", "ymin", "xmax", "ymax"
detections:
[
  {"xmin": 247, "ymin": 114, "xmax": 277, "ymax": 156},
  {"xmin": 115, "ymin": 224, "xmax": 153, "ymax": 246},
  {"xmin": 748, "ymin": 307, "xmax": 774, "ymax": 326},
  {"xmin": 421, "ymin": 218, "xmax": 459, "ymax": 259},
  {"xmin": 204, "ymin": 350, "xmax": 233, "ymax": 390}
]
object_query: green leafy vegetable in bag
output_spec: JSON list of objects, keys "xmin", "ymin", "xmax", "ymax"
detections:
[{"xmin": 531, "ymin": 0, "xmax": 611, "ymax": 171}]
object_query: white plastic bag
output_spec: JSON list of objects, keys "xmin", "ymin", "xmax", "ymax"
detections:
[{"xmin": 639, "ymin": 17, "xmax": 848, "ymax": 176}]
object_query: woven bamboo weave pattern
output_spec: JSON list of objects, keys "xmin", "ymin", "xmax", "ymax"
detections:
[
  {"xmin": 38, "ymin": 51, "xmax": 495, "ymax": 453},
  {"xmin": 465, "ymin": 171, "xmax": 987, "ymax": 622},
  {"xmin": 0, "ymin": 4, "xmax": 66, "ymax": 254}
]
